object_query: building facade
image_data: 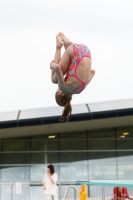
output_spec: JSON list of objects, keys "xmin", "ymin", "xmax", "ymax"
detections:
[{"xmin": 0, "ymin": 99, "xmax": 133, "ymax": 182}]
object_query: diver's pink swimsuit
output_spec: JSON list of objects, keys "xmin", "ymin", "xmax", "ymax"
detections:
[{"xmin": 65, "ymin": 43, "xmax": 91, "ymax": 94}]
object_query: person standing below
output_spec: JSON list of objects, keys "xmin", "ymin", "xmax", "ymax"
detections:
[
  {"xmin": 42, "ymin": 164, "xmax": 58, "ymax": 200},
  {"xmin": 114, "ymin": 187, "xmax": 130, "ymax": 200},
  {"xmin": 78, "ymin": 184, "xmax": 87, "ymax": 200}
]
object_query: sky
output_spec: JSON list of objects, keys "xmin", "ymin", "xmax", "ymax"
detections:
[{"xmin": 0, "ymin": 0, "xmax": 133, "ymax": 112}]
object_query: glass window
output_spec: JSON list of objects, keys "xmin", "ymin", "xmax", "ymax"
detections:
[
  {"xmin": 31, "ymin": 135, "xmax": 44, "ymax": 139},
  {"xmin": 30, "ymin": 164, "xmax": 59, "ymax": 181},
  {"xmin": 89, "ymin": 152, "xmax": 116, "ymax": 164},
  {"xmin": 31, "ymin": 140, "xmax": 59, "ymax": 151},
  {"xmin": 88, "ymin": 140, "xmax": 116, "ymax": 150},
  {"xmin": 31, "ymin": 164, "xmax": 47, "ymax": 181},
  {"xmin": 89, "ymin": 165, "xmax": 117, "ymax": 180},
  {"xmin": 2, "ymin": 166, "xmax": 30, "ymax": 181},
  {"xmin": 46, "ymin": 140, "xmax": 59, "ymax": 151},
  {"xmin": 60, "ymin": 131, "xmax": 87, "ymax": 139},
  {"xmin": 60, "ymin": 152, "xmax": 87, "ymax": 163},
  {"xmin": 118, "ymin": 165, "xmax": 133, "ymax": 180},
  {"xmin": 60, "ymin": 140, "xmax": 87, "ymax": 150},
  {"xmin": 117, "ymin": 139, "xmax": 133, "ymax": 149},
  {"xmin": 0, "ymin": 139, "xmax": 2, "ymax": 149},
  {"xmin": 60, "ymin": 164, "xmax": 88, "ymax": 181},
  {"xmin": 1, "ymin": 126, "xmax": 133, "ymax": 182},
  {"xmin": 31, "ymin": 152, "xmax": 58, "ymax": 164},
  {"xmin": 3, "ymin": 138, "xmax": 30, "ymax": 151},
  {"xmin": 88, "ymin": 128, "xmax": 115, "ymax": 139},
  {"xmin": 31, "ymin": 138, "xmax": 59, "ymax": 151},
  {"xmin": 117, "ymin": 151, "xmax": 133, "ymax": 164},
  {"xmin": 31, "ymin": 140, "xmax": 44, "ymax": 151},
  {"xmin": 2, "ymin": 153, "xmax": 30, "ymax": 164}
]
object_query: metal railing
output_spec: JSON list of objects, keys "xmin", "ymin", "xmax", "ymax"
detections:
[
  {"xmin": 0, "ymin": 181, "xmax": 133, "ymax": 200},
  {"xmin": 0, "ymin": 181, "xmax": 11, "ymax": 200},
  {"xmin": 60, "ymin": 181, "xmax": 133, "ymax": 200},
  {"xmin": 0, "ymin": 181, "xmax": 77, "ymax": 200}
]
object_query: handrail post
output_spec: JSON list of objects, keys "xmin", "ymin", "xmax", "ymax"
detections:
[
  {"xmin": 60, "ymin": 181, "xmax": 77, "ymax": 200},
  {"xmin": 0, "ymin": 182, "xmax": 1, "ymax": 200},
  {"xmin": 10, "ymin": 182, "xmax": 14, "ymax": 200},
  {"xmin": 62, "ymin": 185, "xmax": 76, "ymax": 200},
  {"xmin": 29, "ymin": 181, "xmax": 30, "ymax": 200},
  {"xmin": 58, "ymin": 182, "xmax": 62, "ymax": 200},
  {"xmin": 102, "ymin": 186, "xmax": 105, "ymax": 200}
]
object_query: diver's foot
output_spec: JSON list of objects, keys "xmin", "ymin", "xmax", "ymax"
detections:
[
  {"xmin": 59, "ymin": 32, "xmax": 73, "ymax": 49},
  {"xmin": 56, "ymin": 33, "xmax": 64, "ymax": 48}
]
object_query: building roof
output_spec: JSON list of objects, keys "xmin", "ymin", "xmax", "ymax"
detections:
[
  {"xmin": 0, "ymin": 98, "xmax": 133, "ymax": 138},
  {"xmin": 0, "ymin": 98, "xmax": 133, "ymax": 122},
  {"xmin": 0, "ymin": 98, "xmax": 133, "ymax": 121}
]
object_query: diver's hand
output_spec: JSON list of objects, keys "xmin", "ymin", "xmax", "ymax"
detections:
[
  {"xmin": 50, "ymin": 60, "xmax": 55, "ymax": 69},
  {"xmin": 50, "ymin": 60, "xmax": 61, "ymax": 71}
]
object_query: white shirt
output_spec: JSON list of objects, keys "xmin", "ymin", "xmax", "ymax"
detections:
[{"xmin": 42, "ymin": 173, "xmax": 58, "ymax": 195}]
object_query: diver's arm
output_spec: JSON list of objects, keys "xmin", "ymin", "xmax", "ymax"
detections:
[
  {"xmin": 50, "ymin": 62, "xmax": 71, "ymax": 93},
  {"xmin": 51, "ymin": 69, "xmax": 58, "ymax": 84}
]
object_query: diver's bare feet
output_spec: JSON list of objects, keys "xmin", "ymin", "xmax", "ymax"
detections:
[
  {"xmin": 59, "ymin": 32, "xmax": 73, "ymax": 49},
  {"xmin": 56, "ymin": 33, "xmax": 64, "ymax": 49}
]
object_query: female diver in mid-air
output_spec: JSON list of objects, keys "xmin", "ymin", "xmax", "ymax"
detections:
[{"xmin": 50, "ymin": 32, "xmax": 95, "ymax": 122}]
